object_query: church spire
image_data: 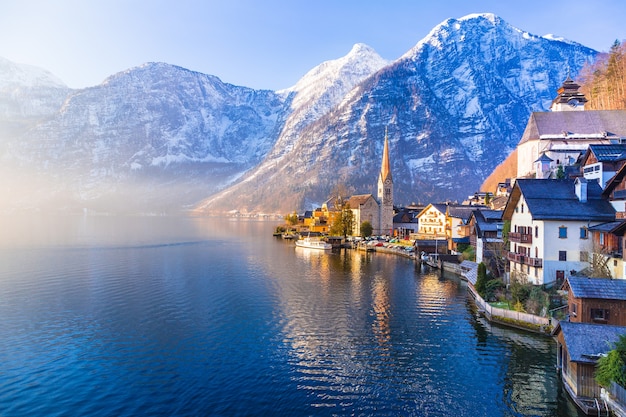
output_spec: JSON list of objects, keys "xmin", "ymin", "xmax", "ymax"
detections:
[{"xmin": 380, "ymin": 126, "xmax": 392, "ymax": 182}]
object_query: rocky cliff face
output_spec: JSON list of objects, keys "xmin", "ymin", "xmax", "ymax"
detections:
[{"xmin": 0, "ymin": 14, "xmax": 598, "ymax": 214}]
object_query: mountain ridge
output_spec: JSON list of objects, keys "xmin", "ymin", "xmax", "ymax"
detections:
[{"xmin": 0, "ymin": 13, "xmax": 599, "ymax": 214}]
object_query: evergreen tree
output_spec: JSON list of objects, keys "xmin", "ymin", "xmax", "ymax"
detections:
[{"xmin": 475, "ymin": 262, "xmax": 487, "ymax": 297}]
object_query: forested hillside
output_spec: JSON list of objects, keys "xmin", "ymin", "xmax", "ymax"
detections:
[
  {"xmin": 580, "ymin": 40, "xmax": 626, "ymax": 110},
  {"xmin": 481, "ymin": 40, "xmax": 626, "ymax": 193}
]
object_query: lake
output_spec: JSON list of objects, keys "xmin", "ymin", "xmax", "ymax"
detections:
[{"xmin": 0, "ymin": 215, "xmax": 585, "ymax": 416}]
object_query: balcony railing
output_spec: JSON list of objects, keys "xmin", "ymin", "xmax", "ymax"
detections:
[
  {"xmin": 508, "ymin": 232, "xmax": 532, "ymax": 244},
  {"xmin": 506, "ymin": 251, "xmax": 543, "ymax": 268}
]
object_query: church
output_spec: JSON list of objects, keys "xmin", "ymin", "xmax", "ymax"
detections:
[
  {"xmin": 347, "ymin": 129, "xmax": 394, "ymax": 236},
  {"xmin": 516, "ymin": 76, "xmax": 626, "ymax": 179}
]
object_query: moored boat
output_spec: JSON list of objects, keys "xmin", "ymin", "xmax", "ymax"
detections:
[{"xmin": 295, "ymin": 236, "xmax": 332, "ymax": 250}]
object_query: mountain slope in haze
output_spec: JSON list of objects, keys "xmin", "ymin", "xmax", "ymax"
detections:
[
  {"xmin": 1, "ymin": 63, "xmax": 289, "ymax": 212},
  {"xmin": 195, "ymin": 13, "xmax": 597, "ymax": 214}
]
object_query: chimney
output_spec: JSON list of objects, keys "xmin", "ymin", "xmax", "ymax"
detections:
[{"xmin": 575, "ymin": 178, "xmax": 588, "ymax": 202}]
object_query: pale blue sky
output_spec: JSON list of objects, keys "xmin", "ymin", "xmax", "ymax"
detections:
[{"xmin": 0, "ymin": 0, "xmax": 624, "ymax": 90}]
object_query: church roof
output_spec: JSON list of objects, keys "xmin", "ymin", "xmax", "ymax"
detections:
[
  {"xmin": 380, "ymin": 132, "xmax": 392, "ymax": 182},
  {"xmin": 517, "ymin": 110, "xmax": 626, "ymax": 145},
  {"xmin": 347, "ymin": 194, "xmax": 376, "ymax": 208}
]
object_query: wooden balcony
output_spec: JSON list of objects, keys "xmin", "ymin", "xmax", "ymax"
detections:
[
  {"xmin": 506, "ymin": 251, "xmax": 543, "ymax": 268},
  {"xmin": 508, "ymin": 232, "xmax": 532, "ymax": 244}
]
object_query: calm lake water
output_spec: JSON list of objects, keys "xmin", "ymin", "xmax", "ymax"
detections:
[{"xmin": 0, "ymin": 215, "xmax": 585, "ymax": 416}]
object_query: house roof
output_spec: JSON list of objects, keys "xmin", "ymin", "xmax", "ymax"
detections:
[
  {"xmin": 471, "ymin": 209, "xmax": 503, "ymax": 237},
  {"xmin": 587, "ymin": 220, "xmax": 626, "ymax": 234},
  {"xmin": 565, "ymin": 276, "xmax": 626, "ymax": 301},
  {"xmin": 502, "ymin": 178, "xmax": 615, "ymax": 221},
  {"xmin": 582, "ymin": 144, "xmax": 626, "ymax": 164},
  {"xmin": 556, "ymin": 321, "xmax": 626, "ymax": 364},
  {"xmin": 518, "ymin": 110, "xmax": 626, "ymax": 145},
  {"xmin": 447, "ymin": 204, "xmax": 485, "ymax": 221},
  {"xmin": 603, "ymin": 160, "xmax": 626, "ymax": 198}
]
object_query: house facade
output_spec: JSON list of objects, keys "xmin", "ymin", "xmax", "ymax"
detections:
[
  {"xmin": 468, "ymin": 209, "xmax": 504, "ymax": 274},
  {"xmin": 503, "ymin": 178, "xmax": 615, "ymax": 286}
]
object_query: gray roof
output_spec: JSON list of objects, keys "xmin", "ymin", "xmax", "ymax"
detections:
[
  {"xmin": 587, "ymin": 144, "xmax": 626, "ymax": 162},
  {"xmin": 447, "ymin": 204, "xmax": 485, "ymax": 221},
  {"xmin": 460, "ymin": 260, "xmax": 478, "ymax": 285},
  {"xmin": 506, "ymin": 179, "xmax": 615, "ymax": 222},
  {"xmin": 587, "ymin": 221, "xmax": 626, "ymax": 233},
  {"xmin": 519, "ymin": 110, "xmax": 626, "ymax": 145},
  {"xmin": 558, "ymin": 321, "xmax": 626, "ymax": 364},
  {"xmin": 566, "ymin": 276, "xmax": 626, "ymax": 301},
  {"xmin": 472, "ymin": 209, "xmax": 503, "ymax": 236}
]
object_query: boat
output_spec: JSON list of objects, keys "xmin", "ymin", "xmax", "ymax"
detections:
[{"xmin": 295, "ymin": 236, "xmax": 332, "ymax": 250}]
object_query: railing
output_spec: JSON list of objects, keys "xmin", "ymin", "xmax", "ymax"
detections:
[
  {"xmin": 610, "ymin": 382, "xmax": 626, "ymax": 409},
  {"xmin": 508, "ymin": 232, "xmax": 532, "ymax": 244},
  {"xmin": 506, "ymin": 251, "xmax": 542, "ymax": 267},
  {"xmin": 471, "ymin": 287, "xmax": 550, "ymax": 327}
]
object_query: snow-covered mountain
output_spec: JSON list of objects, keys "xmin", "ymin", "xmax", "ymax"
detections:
[
  {"xmin": 196, "ymin": 13, "xmax": 597, "ymax": 214},
  {"xmin": 0, "ymin": 13, "xmax": 599, "ymax": 213}
]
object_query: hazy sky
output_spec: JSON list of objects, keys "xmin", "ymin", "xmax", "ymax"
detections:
[{"xmin": 1, "ymin": 0, "xmax": 625, "ymax": 90}]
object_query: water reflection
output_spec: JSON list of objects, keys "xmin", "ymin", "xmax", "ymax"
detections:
[{"xmin": 0, "ymin": 217, "xmax": 584, "ymax": 416}]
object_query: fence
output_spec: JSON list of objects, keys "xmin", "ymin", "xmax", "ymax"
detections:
[
  {"xmin": 610, "ymin": 382, "xmax": 626, "ymax": 408},
  {"xmin": 470, "ymin": 286, "xmax": 550, "ymax": 328}
]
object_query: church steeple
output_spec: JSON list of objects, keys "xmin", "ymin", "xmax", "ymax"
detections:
[
  {"xmin": 377, "ymin": 127, "xmax": 394, "ymax": 235},
  {"xmin": 380, "ymin": 127, "xmax": 392, "ymax": 182}
]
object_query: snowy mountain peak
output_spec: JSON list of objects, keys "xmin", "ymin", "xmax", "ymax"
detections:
[
  {"xmin": 281, "ymin": 43, "xmax": 388, "ymax": 94},
  {"xmin": 0, "ymin": 56, "xmax": 67, "ymax": 89}
]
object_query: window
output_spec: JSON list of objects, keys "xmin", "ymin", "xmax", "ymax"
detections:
[
  {"xmin": 591, "ymin": 308, "xmax": 610, "ymax": 323},
  {"xmin": 521, "ymin": 204, "xmax": 524, "ymax": 213},
  {"xmin": 559, "ymin": 251, "xmax": 567, "ymax": 261},
  {"xmin": 571, "ymin": 303, "xmax": 577, "ymax": 317},
  {"xmin": 535, "ymin": 226, "xmax": 538, "ymax": 238},
  {"xmin": 580, "ymin": 227, "xmax": 588, "ymax": 239},
  {"xmin": 600, "ymin": 233, "xmax": 605, "ymax": 245},
  {"xmin": 559, "ymin": 226, "xmax": 567, "ymax": 239}
]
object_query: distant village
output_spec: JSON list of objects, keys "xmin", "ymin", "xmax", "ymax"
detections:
[{"xmin": 281, "ymin": 77, "xmax": 626, "ymax": 416}]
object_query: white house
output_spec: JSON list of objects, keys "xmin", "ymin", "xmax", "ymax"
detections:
[{"xmin": 503, "ymin": 178, "xmax": 615, "ymax": 286}]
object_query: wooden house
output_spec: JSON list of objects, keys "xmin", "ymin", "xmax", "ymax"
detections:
[
  {"xmin": 553, "ymin": 321, "xmax": 626, "ymax": 414},
  {"xmin": 563, "ymin": 277, "xmax": 626, "ymax": 326}
]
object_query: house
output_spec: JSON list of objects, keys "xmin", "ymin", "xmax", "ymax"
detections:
[
  {"xmin": 580, "ymin": 144, "xmax": 626, "ymax": 189},
  {"xmin": 586, "ymin": 221, "xmax": 626, "ymax": 279},
  {"xmin": 502, "ymin": 178, "xmax": 615, "ymax": 286},
  {"xmin": 468, "ymin": 209, "xmax": 504, "ymax": 275},
  {"xmin": 392, "ymin": 208, "xmax": 418, "ymax": 239},
  {"xmin": 446, "ymin": 204, "xmax": 484, "ymax": 253},
  {"xmin": 563, "ymin": 277, "xmax": 626, "ymax": 325},
  {"xmin": 516, "ymin": 77, "xmax": 626, "ymax": 179},
  {"xmin": 348, "ymin": 129, "xmax": 394, "ymax": 236},
  {"xmin": 416, "ymin": 203, "xmax": 447, "ymax": 241},
  {"xmin": 553, "ymin": 321, "xmax": 626, "ymax": 414}
]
